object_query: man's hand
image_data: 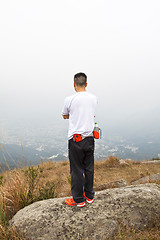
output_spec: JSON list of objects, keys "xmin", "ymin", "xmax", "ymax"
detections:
[{"xmin": 62, "ymin": 114, "xmax": 69, "ymax": 119}]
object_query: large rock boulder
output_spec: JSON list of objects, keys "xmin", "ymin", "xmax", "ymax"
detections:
[{"xmin": 10, "ymin": 184, "xmax": 160, "ymax": 240}]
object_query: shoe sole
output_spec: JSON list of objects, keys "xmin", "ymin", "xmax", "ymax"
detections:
[
  {"xmin": 86, "ymin": 199, "xmax": 94, "ymax": 204},
  {"xmin": 77, "ymin": 202, "xmax": 85, "ymax": 207}
]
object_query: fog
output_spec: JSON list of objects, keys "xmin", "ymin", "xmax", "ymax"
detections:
[{"xmin": 1, "ymin": 0, "xmax": 160, "ymax": 137}]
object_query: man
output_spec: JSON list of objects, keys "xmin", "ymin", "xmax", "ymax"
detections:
[{"xmin": 62, "ymin": 72, "xmax": 98, "ymax": 207}]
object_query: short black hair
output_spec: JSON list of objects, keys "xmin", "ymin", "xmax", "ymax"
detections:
[{"xmin": 74, "ymin": 72, "xmax": 87, "ymax": 87}]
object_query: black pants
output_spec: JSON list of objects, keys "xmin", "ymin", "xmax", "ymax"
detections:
[{"xmin": 68, "ymin": 137, "xmax": 95, "ymax": 203}]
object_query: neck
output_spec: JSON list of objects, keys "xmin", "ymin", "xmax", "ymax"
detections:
[{"xmin": 75, "ymin": 87, "xmax": 86, "ymax": 92}]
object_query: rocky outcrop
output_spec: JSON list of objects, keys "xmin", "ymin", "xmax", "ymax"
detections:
[
  {"xmin": 10, "ymin": 184, "xmax": 160, "ymax": 240},
  {"xmin": 95, "ymin": 179, "xmax": 128, "ymax": 191},
  {"xmin": 131, "ymin": 173, "xmax": 160, "ymax": 185},
  {"xmin": 141, "ymin": 160, "xmax": 160, "ymax": 164}
]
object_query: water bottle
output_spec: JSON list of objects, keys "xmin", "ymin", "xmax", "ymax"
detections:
[{"xmin": 93, "ymin": 122, "xmax": 100, "ymax": 139}]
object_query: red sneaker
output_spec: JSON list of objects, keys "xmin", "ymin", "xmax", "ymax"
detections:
[
  {"xmin": 84, "ymin": 193, "xmax": 94, "ymax": 203},
  {"xmin": 65, "ymin": 198, "xmax": 85, "ymax": 207}
]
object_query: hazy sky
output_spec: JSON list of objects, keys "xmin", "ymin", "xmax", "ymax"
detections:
[{"xmin": 0, "ymin": 0, "xmax": 160, "ymax": 131}]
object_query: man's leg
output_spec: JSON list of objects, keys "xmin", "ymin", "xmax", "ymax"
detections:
[
  {"xmin": 68, "ymin": 139, "xmax": 85, "ymax": 203},
  {"xmin": 84, "ymin": 137, "xmax": 95, "ymax": 200}
]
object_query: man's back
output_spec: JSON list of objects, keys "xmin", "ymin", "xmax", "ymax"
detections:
[{"xmin": 63, "ymin": 92, "xmax": 97, "ymax": 139}]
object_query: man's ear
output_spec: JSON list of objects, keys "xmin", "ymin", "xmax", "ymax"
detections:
[
  {"xmin": 85, "ymin": 83, "xmax": 87, "ymax": 87},
  {"xmin": 74, "ymin": 82, "xmax": 77, "ymax": 91}
]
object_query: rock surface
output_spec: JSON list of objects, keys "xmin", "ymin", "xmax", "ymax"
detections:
[
  {"xmin": 131, "ymin": 173, "xmax": 160, "ymax": 185},
  {"xmin": 10, "ymin": 184, "xmax": 160, "ymax": 240},
  {"xmin": 95, "ymin": 179, "xmax": 128, "ymax": 191}
]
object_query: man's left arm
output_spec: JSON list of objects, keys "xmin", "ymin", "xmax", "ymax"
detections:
[{"xmin": 62, "ymin": 114, "xmax": 69, "ymax": 119}]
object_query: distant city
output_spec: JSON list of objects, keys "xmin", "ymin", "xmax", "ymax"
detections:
[{"xmin": 0, "ymin": 122, "xmax": 160, "ymax": 172}]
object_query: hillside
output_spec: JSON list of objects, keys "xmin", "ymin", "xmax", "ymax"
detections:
[{"xmin": 0, "ymin": 157, "xmax": 160, "ymax": 239}]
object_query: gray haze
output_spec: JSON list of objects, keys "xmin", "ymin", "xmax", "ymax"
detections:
[{"xmin": 1, "ymin": 0, "xmax": 160, "ymax": 136}]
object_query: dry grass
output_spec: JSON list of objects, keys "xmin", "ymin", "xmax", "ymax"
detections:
[
  {"xmin": 94, "ymin": 156, "xmax": 160, "ymax": 188},
  {"xmin": 0, "ymin": 156, "xmax": 160, "ymax": 239},
  {"xmin": 35, "ymin": 157, "xmax": 160, "ymax": 198},
  {"xmin": 114, "ymin": 221, "xmax": 160, "ymax": 240},
  {"xmin": 0, "ymin": 171, "xmax": 28, "ymax": 221},
  {"xmin": 0, "ymin": 224, "xmax": 25, "ymax": 240}
]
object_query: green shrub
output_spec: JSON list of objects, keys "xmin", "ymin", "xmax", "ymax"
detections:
[
  {"xmin": 0, "ymin": 176, "xmax": 3, "ymax": 186},
  {"xmin": 0, "ymin": 207, "xmax": 7, "ymax": 226},
  {"xmin": 152, "ymin": 157, "xmax": 160, "ymax": 160},
  {"xmin": 37, "ymin": 182, "xmax": 56, "ymax": 200},
  {"xmin": 24, "ymin": 165, "xmax": 56, "ymax": 203},
  {"xmin": 24, "ymin": 165, "xmax": 42, "ymax": 204},
  {"xmin": 67, "ymin": 175, "xmax": 71, "ymax": 184}
]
